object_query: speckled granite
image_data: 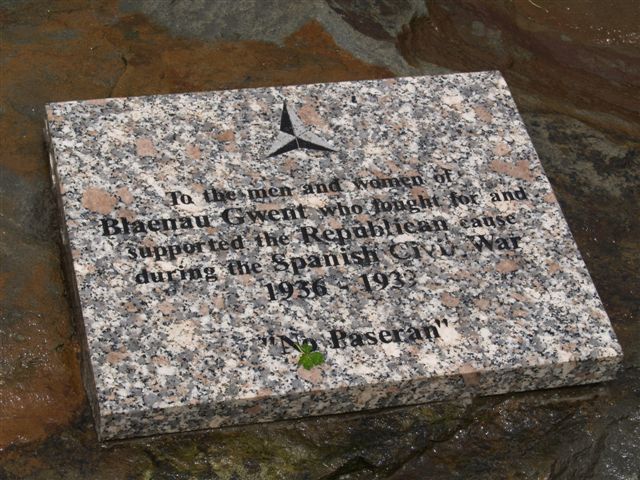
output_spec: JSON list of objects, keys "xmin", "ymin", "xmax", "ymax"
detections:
[{"xmin": 45, "ymin": 71, "xmax": 622, "ymax": 440}]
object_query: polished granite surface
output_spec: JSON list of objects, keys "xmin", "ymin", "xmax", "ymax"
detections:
[{"xmin": 46, "ymin": 72, "xmax": 621, "ymax": 439}]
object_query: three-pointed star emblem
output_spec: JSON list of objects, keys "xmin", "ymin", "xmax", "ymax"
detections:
[{"xmin": 266, "ymin": 101, "xmax": 335, "ymax": 158}]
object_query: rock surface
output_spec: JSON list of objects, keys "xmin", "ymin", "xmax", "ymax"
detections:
[{"xmin": 1, "ymin": 0, "xmax": 638, "ymax": 478}]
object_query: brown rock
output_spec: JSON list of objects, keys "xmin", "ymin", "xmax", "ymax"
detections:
[
  {"xmin": 496, "ymin": 259, "xmax": 519, "ymax": 273},
  {"xmin": 298, "ymin": 103, "xmax": 329, "ymax": 129},
  {"xmin": 215, "ymin": 130, "xmax": 235, "ymax": 142},
  {"xmin": 186, "ymin": 144, "xmax": 201, "ymax": 160},
  {"xmin": 297, "ymin": 365, "xmax": 324, "ymax": 385},
  {"xmin": 490, "ymin": 159, "xmax": 533, "ymax": 181},
  {"xmin": 136, "ymin": 138, "xmax": 157, "ymax": 157},
  {"xmin": 474, "ymin": 298, "xmax": 491, "ymax": 310},
  {"xmin": 493, "ymin": 141, "xmax": 511, "ymax": 156},
  {"xmin": 473, "ymin": 105, "xmax": 492, "ymax": 122},
  {"xmin": 81, "ymin": 187, "xmax": 117, "ymax": 214},
  {"xmin": 458, "ymin": 364, "xmax": 480, "ymax": 386},
  {"xmin": 440, "ymin": 292, "xmax": 461, "ymax": 308},
  {"xmin": 116, "ymin": 187, "xmax": 134, "ymax": 204}
]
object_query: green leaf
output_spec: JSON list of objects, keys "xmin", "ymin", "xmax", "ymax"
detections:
[
  {"xmin": 294, "ymin": 342, "xmax": 312, "ymax": 354},
  {"xmin": 299, "ymin": 355, "xmax": 315, "ymax": 370},
  {"xmin": 294, "ymin": 343, "xmax": 325, "ymax": 370},
  {"xmin": 308, "ymin": 351, "xmax": 324, "ymax": 365}
]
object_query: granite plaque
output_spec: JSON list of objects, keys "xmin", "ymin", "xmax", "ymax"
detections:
[{"xmin": 45, "ymin": 71, "xmax": 623, "ymax": 440}]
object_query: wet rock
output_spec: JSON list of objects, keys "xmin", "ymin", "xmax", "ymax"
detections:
[
  {"xmin": 397, "ymin": 0, "xmax": 640, "ymax": 137},
  {"xmin": 120, "ymin": 0, "xmax": 423, "ymax": 76},
  {"xmin": 1, "ymin": 0, "xmax": 638, "ymax": 478}
]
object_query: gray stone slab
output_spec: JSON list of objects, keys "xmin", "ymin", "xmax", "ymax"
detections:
[{"xmin": 45, "ymin": 71, "xmax": 623, "ymax": 440}]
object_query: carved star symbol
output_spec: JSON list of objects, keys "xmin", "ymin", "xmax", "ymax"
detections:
[{"xmin": 266, "ymin": 101, "xmax": 335, "ymax": 158}]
